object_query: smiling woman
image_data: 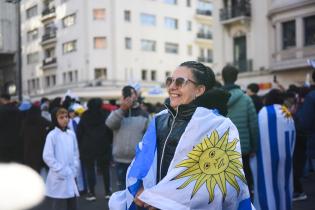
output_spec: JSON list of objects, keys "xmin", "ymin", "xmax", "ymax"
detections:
[{"xmin": 109, "ymin": 61, "xmax": 254, "ymax": 210}]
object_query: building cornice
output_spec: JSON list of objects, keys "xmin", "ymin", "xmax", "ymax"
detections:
[{"xmin": 268, "ymin": 0, "xmax": 315, "ymax": 18}]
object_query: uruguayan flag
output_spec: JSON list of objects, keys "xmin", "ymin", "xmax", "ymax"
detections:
[
  {"xmin": 251, "ymin": 104, "xmax": 295, "ymax": 210},
  {"xmin": 109, "ymin": 107, "xmax": 254, "ymax": 210}
]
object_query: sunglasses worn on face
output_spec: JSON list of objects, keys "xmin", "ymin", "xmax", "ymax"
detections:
[{"xmin": 165, "ymin": 77, "xmax": 197, "ymax": 87}]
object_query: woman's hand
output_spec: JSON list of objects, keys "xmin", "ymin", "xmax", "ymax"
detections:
[
  {"xmin": 133, "ymin": 187, "xmax": 145, "ymax": 207},
  {"xmin": 133, "ymin": 187, "xmax": 157, "ymax": 210}
]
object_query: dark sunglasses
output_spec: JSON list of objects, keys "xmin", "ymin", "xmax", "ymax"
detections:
[{"xmin": 165, "ymin": 76, "xmax": 197, "ymax": 87}]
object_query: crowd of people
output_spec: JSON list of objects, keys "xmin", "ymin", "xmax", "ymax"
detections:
[{"xmin": 0, "ymin": 61, "xmax": 315, "ymax": 210}]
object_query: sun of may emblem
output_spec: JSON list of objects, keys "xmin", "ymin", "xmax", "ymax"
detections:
[
  {"xmin": 173, "ymin": 129, "xmax": 246, "ymax": 203},
  {"xmin": 280, "ymin": 105, "xmax": 292, "ymax": 119}
]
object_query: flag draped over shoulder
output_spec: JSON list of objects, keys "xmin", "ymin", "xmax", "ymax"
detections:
[
  {"xmin": 251, "ymin": 104, "xmax": 295, "ymax": 210},
  {"xmin": 109, "ymin": 107, "xmax": 254, "ymax": 210}
]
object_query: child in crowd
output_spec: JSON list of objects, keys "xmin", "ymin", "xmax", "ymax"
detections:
[{"xmin": 43, "ymin": 107, "xmax": 80, "ymax": 210}]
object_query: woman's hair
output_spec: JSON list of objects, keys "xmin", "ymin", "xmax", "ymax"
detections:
[
  {"xmin": 179, "ymin": 61, "xmax": 215, "ymax": 91},
  {"xmin": 51, "ymin": 107, "xmax": 68, "ymax": 130}
]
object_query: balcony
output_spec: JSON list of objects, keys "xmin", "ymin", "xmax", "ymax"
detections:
[
  {"xmin": 231, "ymin": 59, "xmax": 253, "ymax": 72},
  {"xmin": 220, "ymin": 0, "xmax": 251, "ymax": 25},
  {"xmin": 196, "ymin": 9, "xmax": 212, "ymax": 16},
  {"xmin": 42, "ymin": 57, "xmax": 57, "ymax": 69},
  {"xmin": 41, "ymin": 31, "xmax": 56, "ymax": 46},
  {"xmin": 197, "ymin": 32, "xmax": 212, "ymax": 40},
  {"xmin": 41, "ymin": 7, "xmax": 56, "ymax": 22},
  {"xmin": 198, "ymin": 57, "xmax": 213, "ymax": 63}
]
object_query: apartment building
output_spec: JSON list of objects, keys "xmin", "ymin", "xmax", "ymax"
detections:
[
  {"xmin": 213, "ymin": 0, "xmax": 315, "ymax": 88},
  {"xmin": 21, "ymin": 0, "xmax": 214, "ymax": 100},
  {"xmin": 0, "ymin": 1, "xmax": 18, "ymax": 95}
]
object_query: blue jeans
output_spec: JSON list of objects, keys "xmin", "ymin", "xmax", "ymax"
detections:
[{"xmin": 116, "ymin": 162, "xmax": 130, "ymax": 190}]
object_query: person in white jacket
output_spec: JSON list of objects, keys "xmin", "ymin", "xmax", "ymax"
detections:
[{"xmin": 43, "ymin": 107, "xmax": 80, "ymax": 210}]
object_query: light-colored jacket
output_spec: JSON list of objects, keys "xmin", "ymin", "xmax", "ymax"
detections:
[
  {"xmin": 43, "ymin": 127, "xmax": 80, "ymax": 198},
  {"xmin": 106, "ymin": 107, "xmax": 148, "ymax": 163}
]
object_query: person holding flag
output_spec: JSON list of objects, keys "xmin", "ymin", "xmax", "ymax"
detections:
[
  {"xmin": 251, "ymin": 89, "xmax": 296, "ymax": 210},
  {"xmin": 109, "ymin": 61, "xmax": 255, "ymax": 210}
]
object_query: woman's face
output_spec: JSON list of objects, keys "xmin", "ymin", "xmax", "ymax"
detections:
[{"xmin": 167, "ymin": 66, "xmax": 205, "ymax": 109}]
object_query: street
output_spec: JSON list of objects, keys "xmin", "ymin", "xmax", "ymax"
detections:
[{"xmin": 30, "ymin": 165, "xmax": 315, "ymax": 210}]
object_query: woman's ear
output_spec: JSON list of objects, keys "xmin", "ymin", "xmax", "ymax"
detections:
[{"xmin": 196, "ymin": 85, "xmax": 206, "ymax": 97}]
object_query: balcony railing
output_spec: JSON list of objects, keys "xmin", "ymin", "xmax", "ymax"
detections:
[
  {"xmin": 220, "ymin": 0, "xmax": 251, "ymax": 21},
  {"xmin": 43, "ymin": 57, "xmax": 56, "ymax": 66},
  {"xmin": 197, "ymin": 33, "xmax": 212, "ymax": 39},
  {"xmin": 42, "ymin": 7, "xmax": 55, "ymax": 16},
  {"xmin": 42, "ymin": 32, "xmax": 56, "ymax": 42},
  {"xmin": 196, "ymin": 9, "xmax": 212, "ymax": 16},
  {"xmin": 198, "ymin": 57, "xmax": 213, "ymax": 63},
  {"xmin": 232, "ymin": 59, "xmax": 253, "ymax": 72}
]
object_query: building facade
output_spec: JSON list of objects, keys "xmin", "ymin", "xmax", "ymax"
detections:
[
  {"xmin": 213, "ymin": 0, "xmax": 315, "ymax": 89},
  {"xmin": 0, "ymin": 1, "xmax": 18, "ymax": 95},
  {"xmin": 21, "ymin": 0, "xmax": 213, "ymax": 100}
]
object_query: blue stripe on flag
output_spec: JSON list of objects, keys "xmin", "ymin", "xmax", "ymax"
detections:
[
  {"xmin": 285, "ymin": 131, "xmax": 292, "ymax": 210},
  {"xmin": 267, "ymin": 105, "xmax": 280, "ymax": 210},
  {"xmin": 237, "ymin": 198, "xmax": 252, "ymax": 210},
  {"xmin": 127, "ymin": 179, "xmax": 143, "ymax": 210},
  {"xmin": 128, "ymin": 118, "xmax": 157, "ymax": 179},
  {"xmin": 128, "ymin": 202, "xmax": 136, "ymax": 210},
  {"xmin": 256, "ymin": 132, "xmax": 268, "ymax": 210},
  {"xmin": 291, "ymin": 130, "xmax": 295, "ymax": 149}
]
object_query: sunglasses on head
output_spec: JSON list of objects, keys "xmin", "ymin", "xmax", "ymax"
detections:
[{"xmin": 165, "ymin": 76, "xmax": 197, "ymax": 87}]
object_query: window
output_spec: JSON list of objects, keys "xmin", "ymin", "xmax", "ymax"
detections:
[
  {"xmin": 26, "ymin": 5, "xmax": 37, "ymax": 19},
  {"xmin": 93, "ymin": 9, "xmax": 106, "ymax": 20},
  {"xmin": 165, "ymin": 42, "xmax": 179, "ymax": 54},
  {"xmin": 27, "ymin": 29, "xmax": 38, "ymax": 42},
  {"xmin": 27, "ymin": 52, "xmax": 39, "ymax": 64},
  {"xmin": 304, "ymin": 15, "xmax": 315, "ymax": 46},
  {"xmin": 140, "ymin": 13, "xmax": 156, "ymax": 26},
  {"xmin": 197, "ymin": 1, "xmax": 212, "ymax": 16},
  {"xmin": 164, "ymin": 17, "xmax": 178, "ymax": 29},
  {"xmin": 141, "ymin": 70, "xmax": 147, "ymax": 80},
  {"xmin": 165, "ymin": 71, "xmax": 171, "ymax": 78},
  {"xmin": 124, "ymin": 10, "xmax": 131, "ymax": 22},
  {"xmin": 52, "ymin": 75, "xmax": 56, "ymax": 86},
  {"xmin": 151, "ymin": 70, "xmax": 157, "ymax": 81},
  {"xmin": 94, "ymin": 37, "xmax": 107, "ymax": 49},
  {"xmin": 282, "ymin": 20, "xmax": 296, "ymax": 49},
  {"xmin": 63, "ymin": 13, "xmax": 76, "ymax": 28},
  {"xmin": 164, "ymin": 0, "xmax": 177, "ymax": 5},
  {"xmin": 186, "ymin": 0, "xmax": 191, "ymax": 7},
  {"xmin": 141, "ymin": 40, "xmax": 156, "ymax": 51},
  {"xmin": 198, "ymin": 24, "xmax": 212, "ymax": 39},
  {"xmin": 187, "ymin": 21, "xmax": 192, "ymax": 31},
  {"xmin": 63, "ymin": 72, "xmax": 66, "ymax": 84},
  {"xmin": 95, "ymin": 68, "xmax": 107, "ymax": 79},
  {"xmin": 187, "ymin": 45, "xmax": 192, "ymax": 55},
  {"xmin": 63, "ymin": 40, "xmax": 77, "ymax": 53},
  {"xmin": 68, "ymin": 71, "xmax": 73, "ymax": 82},
  {"xmin": 45, "ymin": 76, "xmax": 50, "ymax": 88},
  {"xmin": 125, "ymin": 37, "xmax": 132, "ymax": 49},
  {"xmin": 74, "ymin": 70, "xmax": 78, "ymax": 82},
  {"xmin": 199, "ymin": 48, "xmax": 213, "ymax": 63}
]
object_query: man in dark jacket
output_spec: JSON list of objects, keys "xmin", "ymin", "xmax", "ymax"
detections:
[
  {"xmin": 297, "ymin": 71, "xmax": 315, "ymax": 200},
  {"xmin": 222, "ymin": 65, "xmax": 258, "ymax": 198},
  {"xmin": 0, "ymin": 94, "xmax": 22, "ymax": 163},
  {"xmin": 77, "ymin": 98, "xmax": 113, "ymax": 201},
  {"xmin": 246, "ymin": 83, "xmax": 263, "ymax": 113}
]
